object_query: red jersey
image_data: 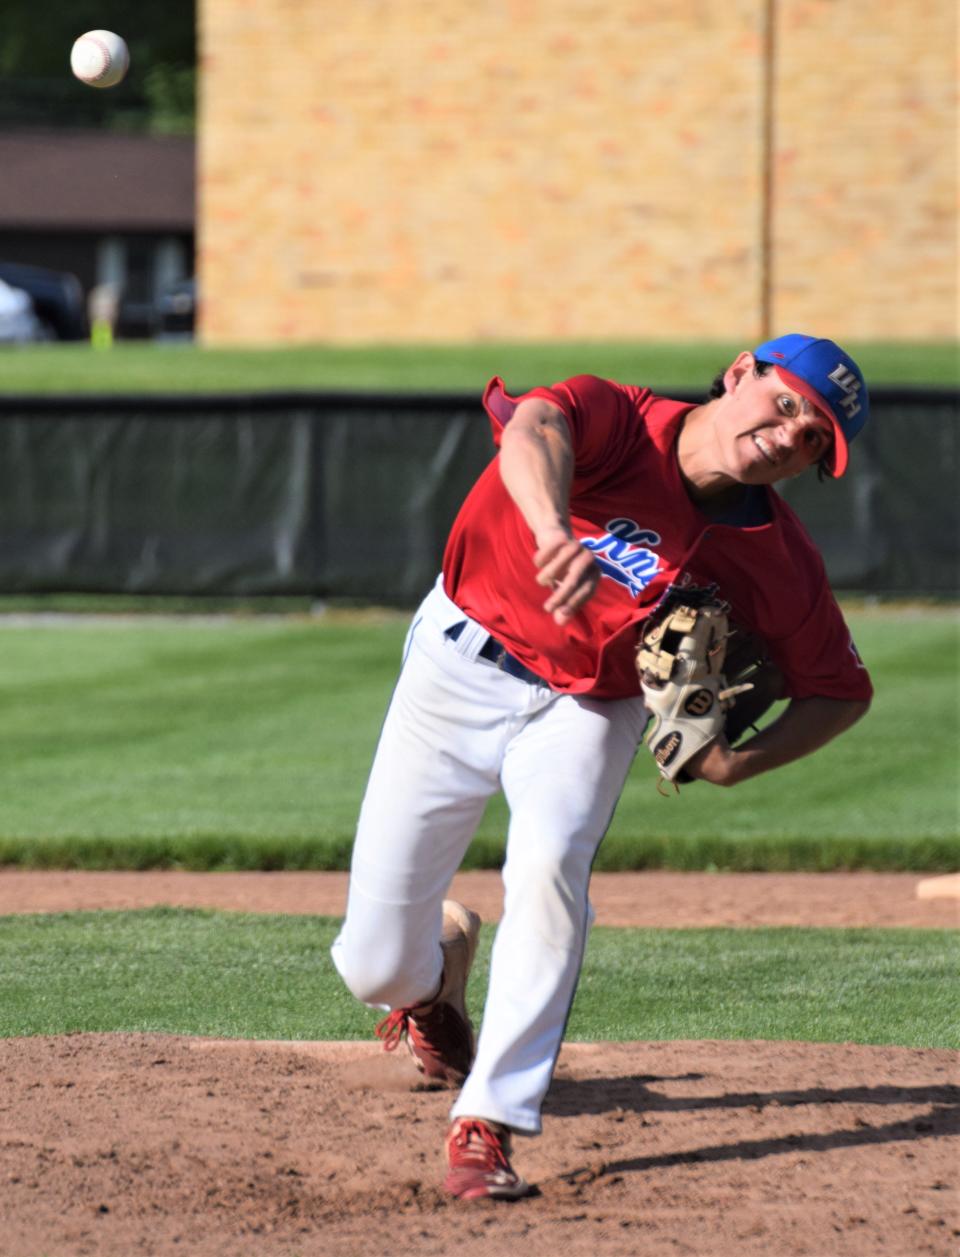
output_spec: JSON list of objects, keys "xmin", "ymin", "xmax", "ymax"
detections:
[{"xmin": 442, "ymin": 374, "xmax": 872, "ymax": 703}]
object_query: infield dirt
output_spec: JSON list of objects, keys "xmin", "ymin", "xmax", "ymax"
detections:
[{"xmin": 1, "ymin": 871, "xmax": 957, "ymax": 1257}]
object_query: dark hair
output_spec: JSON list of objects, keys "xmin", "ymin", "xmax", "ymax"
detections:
[
  {"xmin": 708, "ymin": 360, "xmax": 830, "ymax": 481},
  {"xmin": 707, "ymin": 360, "xmax": 773, "ymax": 398}
]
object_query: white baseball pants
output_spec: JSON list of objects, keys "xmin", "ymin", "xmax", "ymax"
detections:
[{"xmin": 331, "ymin": 576, "xmax": 647, "ymax": 1134}]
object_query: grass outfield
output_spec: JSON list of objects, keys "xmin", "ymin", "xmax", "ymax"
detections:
[
  {"xmin": 0, "ymin": 340, "xmax": 957, "ymax": 394},
  {"xmin": 0, "ymin": 910, "xmax": 955, "ymax": 1048},
  {"xmin": 0, "ymin": 607, "xmax": 955, "ymax": 872}
]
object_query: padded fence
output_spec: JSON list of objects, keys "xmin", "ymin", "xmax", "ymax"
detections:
[{"xmin": 0, "ymin": 388, "xmax": 956, "ymax": 600}]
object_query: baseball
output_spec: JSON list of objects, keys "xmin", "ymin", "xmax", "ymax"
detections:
[{"xmin": 70, "ymin": 30, "xmax": 129, "ymax": 89}]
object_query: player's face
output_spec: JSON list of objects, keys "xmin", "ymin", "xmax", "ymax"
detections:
[{"xmin": 716, "ymin": 353, "xmax": 835, "ymax": 484}]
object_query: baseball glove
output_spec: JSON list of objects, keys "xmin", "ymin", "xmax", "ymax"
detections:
[
  {"xmin": 713, "ymin": 623, "xmax": 785, "ymax": 749},
  {"xmin": 636, "ymin": 596, "xmax": 784, "ymax": 786}
]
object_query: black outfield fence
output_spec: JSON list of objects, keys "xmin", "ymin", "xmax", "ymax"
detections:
[{"xmin": 0, "ymin": 387, "xmax": 956, "ymax": 601}]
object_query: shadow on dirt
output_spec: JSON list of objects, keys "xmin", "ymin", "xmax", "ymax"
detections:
[{"xmin": 544, "ymin": 1076, "xmax": 960, "ymax": 1173}]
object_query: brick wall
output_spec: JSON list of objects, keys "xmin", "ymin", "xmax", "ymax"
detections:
[
  {"xmin": 772, "ymin": 0, "xmax": 957, "ymax": 340},
  {"xmin": 198, "ymin": 0, "xmax": 957, "ymax": 345}
]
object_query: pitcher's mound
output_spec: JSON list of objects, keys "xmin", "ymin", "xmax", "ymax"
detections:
[{"xmin": 1, "ymin": 1033, "xmax": 956, "ymax": 1257}]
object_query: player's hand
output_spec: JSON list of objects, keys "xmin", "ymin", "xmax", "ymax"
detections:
[
  {"xmin": 533, "ymin": 527, "xmax": 600, "ymax": 624},
  {"xmin": 683, "ymin": 736, "xmax": 740, "ymax": 787}
]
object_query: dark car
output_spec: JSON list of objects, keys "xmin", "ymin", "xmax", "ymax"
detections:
[
  {"xmin": 156, "ymin": 277, "xmax": 196, "ymax": 338},
  {"xmin": 0, "ymin": 261, "xmax": 88, "ymax": 341}
]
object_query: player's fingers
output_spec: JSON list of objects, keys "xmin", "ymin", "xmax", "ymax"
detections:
[
  {"xmin": 534, "ymin": 537, "xmax": 585, "ymax": 586},
  {"xmin": 547, "ymin": 570, "xmax": 600, "ymax": 613},
  {"xmin": 543, "ymin": 550, "xmax": 600, "ymax": 620}
]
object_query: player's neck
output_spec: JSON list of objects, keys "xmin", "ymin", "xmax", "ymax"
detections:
[{"xmin": 675, "ymin": 401, "xmax": 746, "ymax": 509}]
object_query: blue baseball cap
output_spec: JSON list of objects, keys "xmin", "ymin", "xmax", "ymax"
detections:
[{"xmin": 753, "ymin": 333, "xmax": 868, "ymax": 477}]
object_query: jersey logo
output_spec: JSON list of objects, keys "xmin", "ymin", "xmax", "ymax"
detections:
[
  {"xmin": 581, "ymin": 517, "xmax": 663, "ymax": 598},
  {"xmin": 827, "ymin": 364, "xmax": 863, "ymax": 420}
]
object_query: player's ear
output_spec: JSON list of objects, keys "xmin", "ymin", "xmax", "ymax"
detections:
[{"xmin": 723, "ymin": 351, "xmax": 756, "ymax": 394}]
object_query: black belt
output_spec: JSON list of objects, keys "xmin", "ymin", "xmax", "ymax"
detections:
[{"xmin": 445, "ymin": 621, "xmax": 544, "ymax": 685}]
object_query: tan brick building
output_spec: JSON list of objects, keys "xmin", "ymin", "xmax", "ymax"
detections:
[{"xmin": 198, "ymin": 0, "xmax": 957, "ymax": 345}]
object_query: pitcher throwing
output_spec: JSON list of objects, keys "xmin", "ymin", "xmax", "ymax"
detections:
[{"xmin": 332, "ymin": 333, "xmax": 873, "ymax": 1199}]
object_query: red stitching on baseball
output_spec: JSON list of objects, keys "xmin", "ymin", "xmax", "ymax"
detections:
[{"xmin": 84, "ymin": 35, "xmax": 113, "ymax": 80}]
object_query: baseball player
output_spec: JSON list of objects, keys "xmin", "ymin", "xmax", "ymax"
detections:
[{"xmin": 332, "ymin": 333, "xmax": 873, "ymax": 1199}]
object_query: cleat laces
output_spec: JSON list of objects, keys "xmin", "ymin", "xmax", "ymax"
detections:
[
  {"xmin": 374, "ymin": 1007, "xmax": 413, "ymax": 1053},
  {"xmin": 375, "ymin": 1000, "xmax": 473, "ymax": 1081},
  {"xmin": 449, "ymin": 1120, "xmax": 513, "ymax": 1176}
]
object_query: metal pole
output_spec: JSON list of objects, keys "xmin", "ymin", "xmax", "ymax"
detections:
[{"xmin": 760, "ymin": 0, "xmax": 777, "ymax": 340}]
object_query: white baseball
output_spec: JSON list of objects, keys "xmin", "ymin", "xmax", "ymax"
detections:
[{"xmin": 70, "ymin": 30, "xmax": 130, "ymax": 89}]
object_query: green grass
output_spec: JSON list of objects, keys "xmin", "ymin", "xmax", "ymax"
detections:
[
  {"xmin": 0, "ymin": 614, "xmax": 401, "ymax": 870},
  {"xmin": 0, "ymin": 607, "xmax": 956, "ymax": 871},
  {"xmin": 0, "ymin": 340, "xmax": 957, "ymax": 395},
  {"xmin": 0, "ymin": 910, "xmax": 955, "ymax": 1048}
]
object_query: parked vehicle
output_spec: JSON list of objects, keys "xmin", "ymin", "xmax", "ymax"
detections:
[
  {"xmin": 0, "ymin": 277, "xmax": 46, "ymax": 342},
  {"xmin": 0, "ymin": 262, "xmax": 88, "ymax": 341},
  {"xmin": 156, "ymin": 277, "xmax": 196, "ymax": 338}
]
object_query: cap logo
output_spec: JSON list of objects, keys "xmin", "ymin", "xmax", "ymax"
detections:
[{"xmin": 827, "ymin": 364, "xmax": 863, "ymax": 420}]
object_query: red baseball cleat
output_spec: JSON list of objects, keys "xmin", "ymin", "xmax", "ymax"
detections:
[
  {"xmin": 375, "ymin": 900, "xmax": 480, "ymax": 1087},
  {"xmin": 443, "ymin": 1117, "xmax": 532, "ymax": 1200}
]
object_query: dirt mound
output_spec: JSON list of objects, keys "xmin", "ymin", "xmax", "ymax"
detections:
[
  {"xmin": 0, "ymin": 868, "xmax": 954, "ymax": 927},
  {"xmin": 2, "ymin": 1033, "xmax": 956, "ymax": 1256},
  {"xmin": 2, "ymin": 871, "xmax": 956, "ymax": 1254}
]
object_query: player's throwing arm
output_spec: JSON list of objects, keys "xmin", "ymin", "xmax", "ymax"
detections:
[{"xmin": 499, "ymin": 399, "xmax": 600, "ymax": 624}]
